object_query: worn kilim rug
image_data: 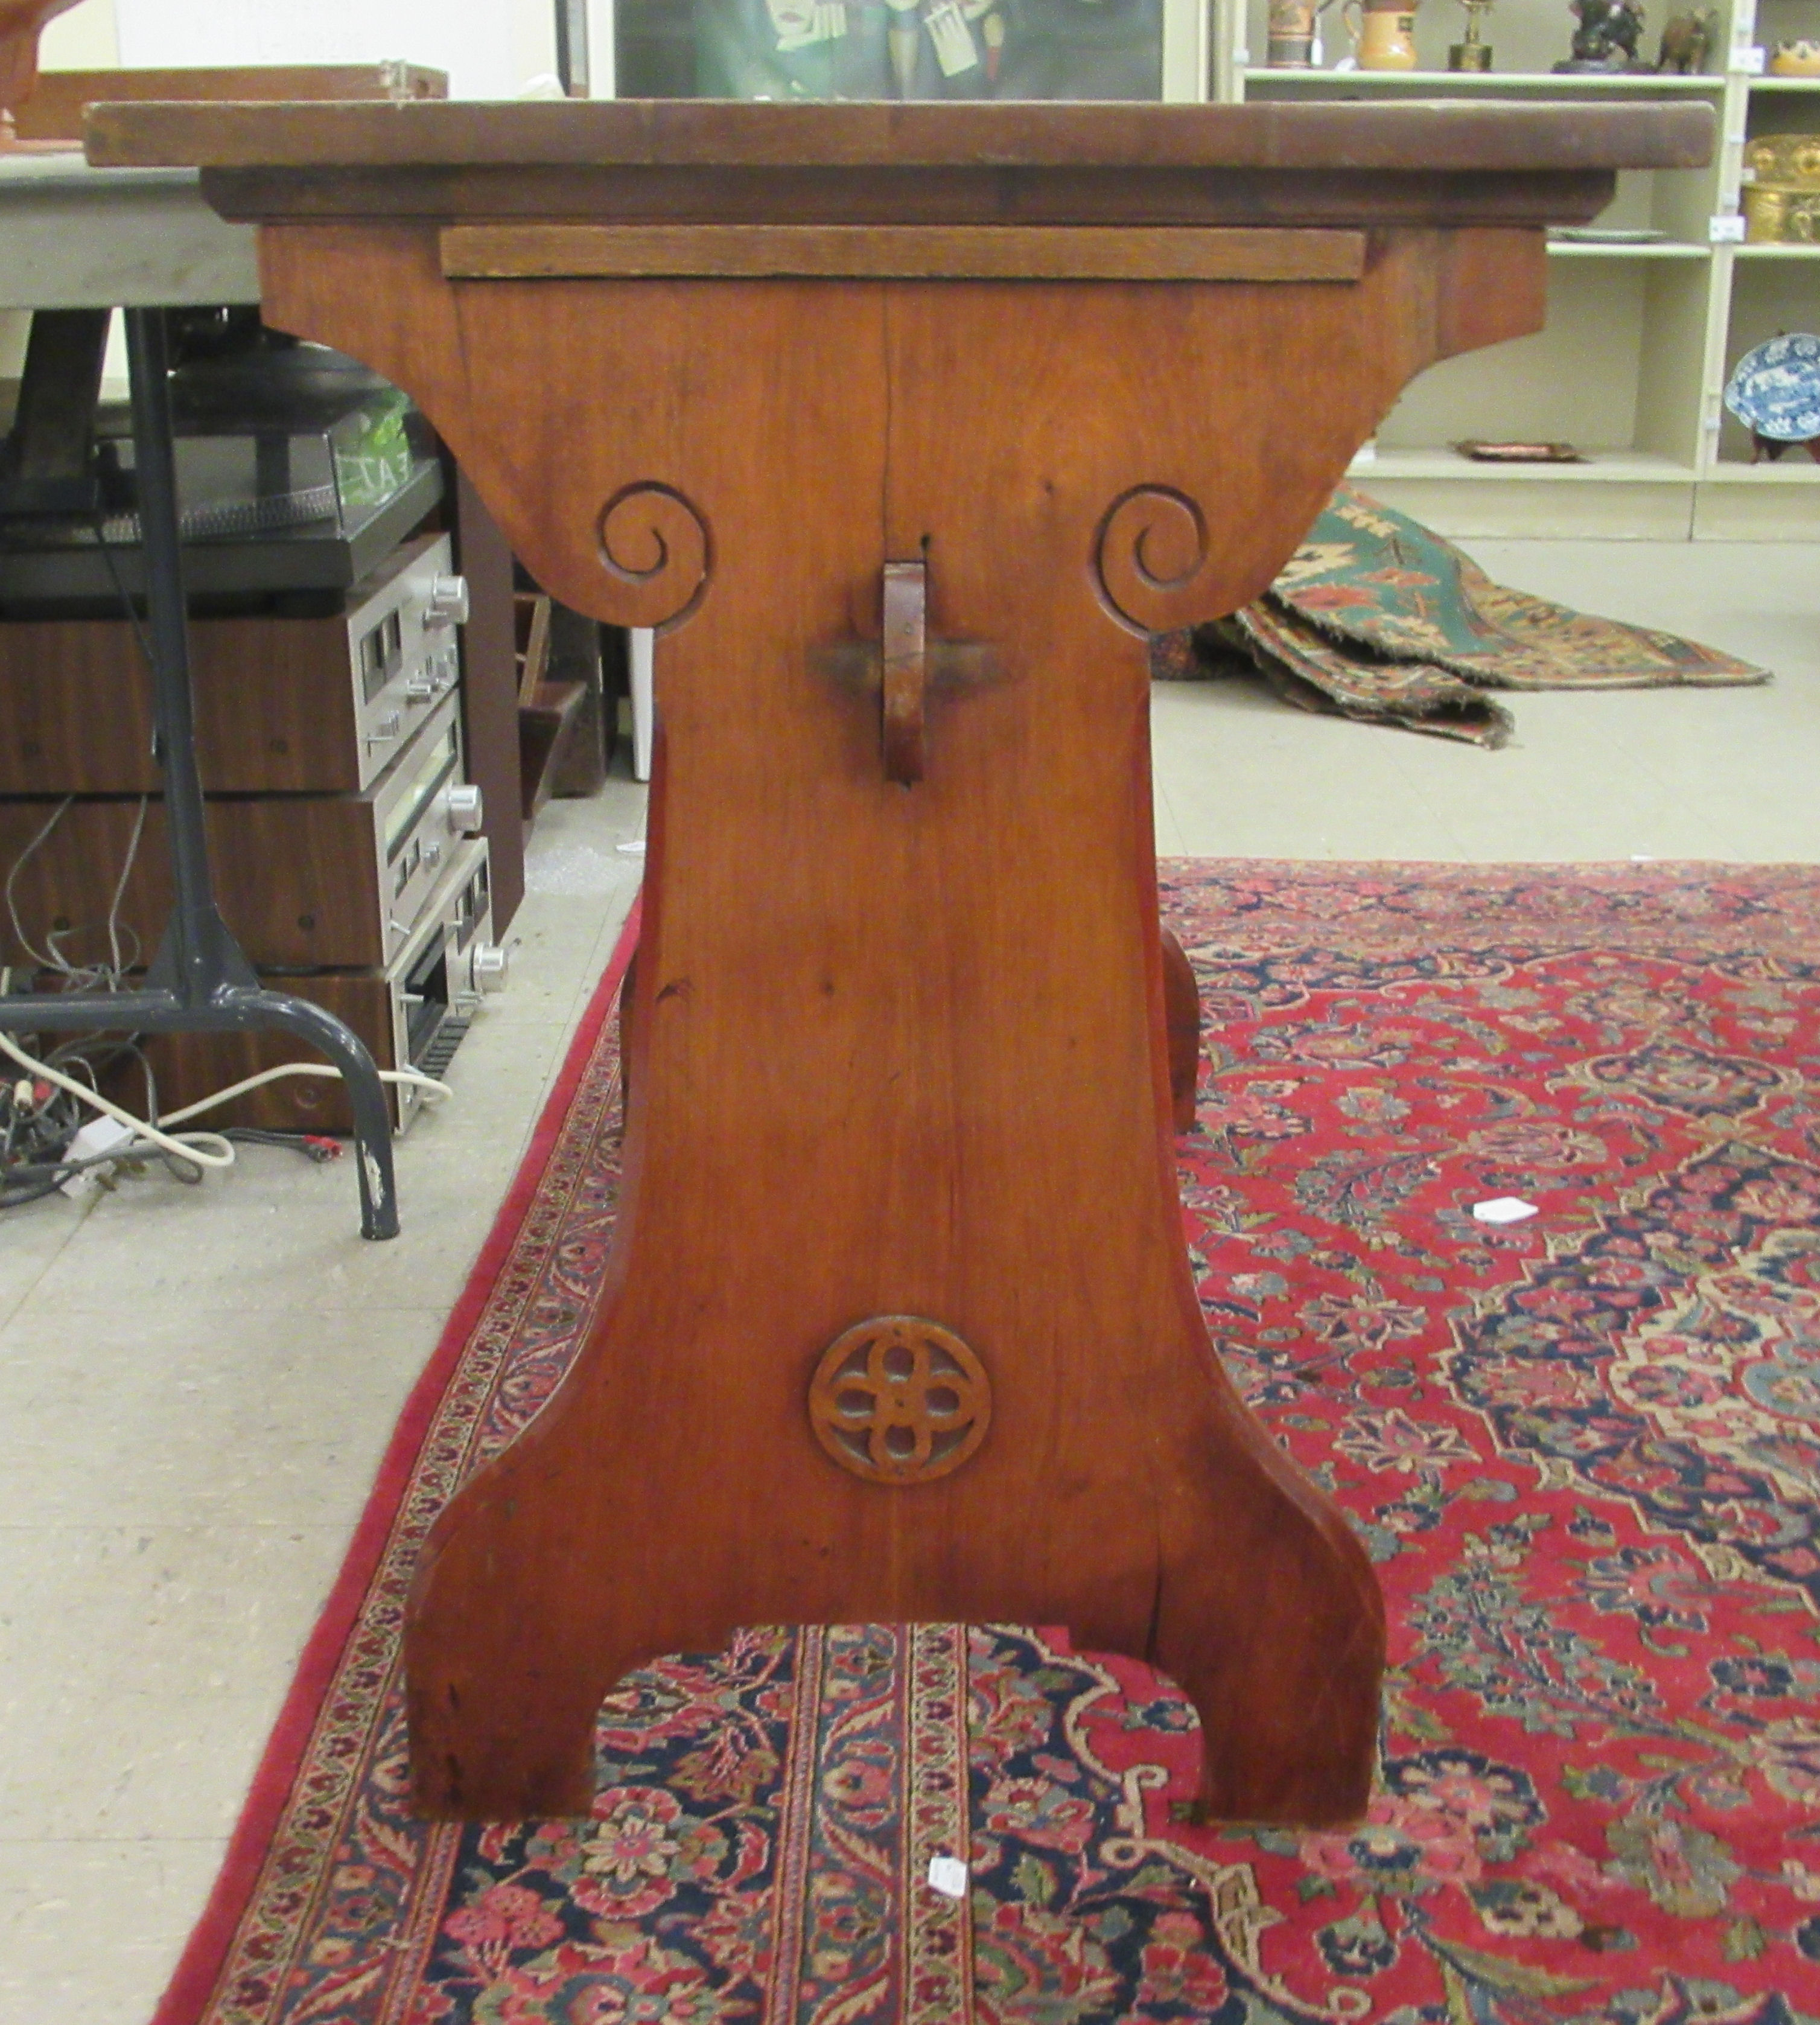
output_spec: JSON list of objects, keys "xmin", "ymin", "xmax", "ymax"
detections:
[
  {"xmin": 1151, "ymin": 489, "xmax": 1768, "ymax": 745},
  {"xmin": 159, "ymin": 864, "xmax": 1820, "ymax": 2025}
]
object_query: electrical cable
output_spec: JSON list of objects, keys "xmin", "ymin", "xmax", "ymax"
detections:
[
  {"xmin": 88, "ymin": 510, "xmax": 159, "ymax": 680},
  {"xmin": 5, "ymin": 796, "xmax": 73, "ymax": 975},
  {"xmin": 4, "ymin": 796, "xmax": 147, "ymax": 993},
  {"xmin": 0, "ymin": 1026, "xmax": 453, "ymax": 1207},
  {"xmin": 158, "ymin": 1059, "xmax": 451, "ymax": 1124},
  {"xmin": 105, "ymin": 796, "xmax": 149, "ymax": 986},
  {"xmin": 0, "ymin": 1026, "xmax": 234, "ymax": 1169}
]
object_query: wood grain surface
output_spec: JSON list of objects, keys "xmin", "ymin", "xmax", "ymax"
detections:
[
  {"xmin": 242, "ymin": 215, "xmax": 1552, "ymax": 1829},
  {"xmin": 120, "ymin": 105, "xmax": 1699, "ymax": 1829},
  {"xmin": 441, "ymin": 222, "xmax": 1369, "ymax": 282},
  {"xmin": 85, "ymin": 96, "xmax": 1714, "ymax": 174},
  {"xmin": 84, "ymin": 98, "xmax": 1710, "ymax": 237},
  {"xmin": 15, "ymin": 61, "xmax": 444, "ymax": 142},
  {"xmin": 0, "ymin": 611, "xmax": 366, "ymax": 794},
  {"xmin": 0, "ymin": 792, "xmax": 398, "ymax": 968}
]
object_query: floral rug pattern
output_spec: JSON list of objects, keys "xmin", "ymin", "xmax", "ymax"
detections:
[
  {"xmin": 1152, "ymin": 489, "xmax": 1766, "ymax": 745},
  {"xmin": 168, "ymin": 863, "xmax": 1820, "ymax": 2024}
]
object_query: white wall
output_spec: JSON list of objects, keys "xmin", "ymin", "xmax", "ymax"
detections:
[
  {"xmin": 96, "ymin": 0, "xmax": 558, "ymax": 99},
  {"xmin": 38, "ymin": 0, "xmax": 119, "ymax": 68}
]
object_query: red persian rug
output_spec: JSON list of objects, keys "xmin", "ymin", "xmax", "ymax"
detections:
[{"xmin": 158, "ymin": 863, "xmax": 1820, "ymax": 2025}]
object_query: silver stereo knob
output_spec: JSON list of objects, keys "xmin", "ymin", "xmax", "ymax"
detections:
[
  {"xmin": 423, "ymin": 839, "xmax": 444, "ymax": 872},
  {"xmin": 406, "ymin": 671, "xmax": 437, "ymax": 701},
  {"xmin": 364, "ymin": 710, "xmax": 402, "ymax": 748},
  {"xmin": 445, "ymin": 783, "xmax": 485, "ymax": 835},
  {"xmin": 471, "ymin": 942, "xmax": 509, "ymax": 992},
  {"xmin": 426, "ymin": 574, "xmax": 471, "ymax": 628}
]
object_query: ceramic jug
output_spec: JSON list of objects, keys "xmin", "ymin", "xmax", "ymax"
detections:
[
  {"xmin": 1267, "ymin": 0, "xmax": 1320, "ymax": 65},
  {"xmin": 1344, "ymin": 0, "xmax": 1420, "ymax": 68}
]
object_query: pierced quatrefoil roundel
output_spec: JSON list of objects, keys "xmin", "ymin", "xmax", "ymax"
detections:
[{"xmin": 809, "ymin": 1316, "xmax": 991, "ymax": 1485}]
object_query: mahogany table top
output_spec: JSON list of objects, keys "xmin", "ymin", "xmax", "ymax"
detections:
[{"xmin": 84, "ymin": 97, "xmax": 1713, "ymax": 231}]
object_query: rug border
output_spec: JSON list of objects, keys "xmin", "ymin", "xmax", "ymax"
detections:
[{"xmin": 151, "ymin": 894, "xmax": 644, "ymax": 2025}]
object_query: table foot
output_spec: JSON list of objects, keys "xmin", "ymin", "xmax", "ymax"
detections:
[
  {"xmin": 1162, "ymin": 928, "xmax": 1201, "ymax": 1134},
  {"xmin": 1150, "ymin": 1461, "xmax": 1384, "ymax": 1826}
]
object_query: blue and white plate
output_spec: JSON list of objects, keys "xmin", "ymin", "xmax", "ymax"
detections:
[{"xmin": 1725, "ymin": 332, "xmax": 1820, "ymax": 442}]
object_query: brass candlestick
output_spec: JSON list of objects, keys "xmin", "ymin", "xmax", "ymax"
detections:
[{"xmin": 1449, "ymin": 0, "xmax": 1494, "ymax": 68}]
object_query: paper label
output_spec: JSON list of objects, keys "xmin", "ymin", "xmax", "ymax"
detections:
[
  {"xmin": 927, "ymin": 1855, "xmax": 969, "ymax": 1898},
  {"xmin": 1709, "ymin": 214, "xmax": 1747, "ymax": 243},
  {"xmin": 925, "ymin": 0, "xmax": 981, "ymax": 74},
  {"xmin": 770, "ymin": 0, "xmax": 847, "ymax": 49},
  {"xmin": 1472, "ymin": 1197, "xmax": 1538, "ymax": 1225}
]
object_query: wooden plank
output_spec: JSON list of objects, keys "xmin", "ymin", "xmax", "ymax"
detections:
[
  {"xmin": 84, "ymin": 97, "xmax": 1716, "ymax": 178},
  {"xmin": 198, "ymin": 162, "xmax": 1623, "ymax": 233},
  {"xmin": 18, "ymin": 62, "xmax": 445, "ymax": 142},
  {"xmin": 442, "ymin": 222, "xmax": 1368, "ymax": 284}
]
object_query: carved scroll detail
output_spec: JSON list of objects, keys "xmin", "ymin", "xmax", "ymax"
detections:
[
  {"xmin": 596, "ymin": 482, "xmax": 711, "ymax": 632},
  {"xmin": 1092, "ymin": 485, "xmax": 1211, "ymax": 637},
  {"xmin": 809, "ymin": 1316, "xmax": 991, "ymax": 1485}
]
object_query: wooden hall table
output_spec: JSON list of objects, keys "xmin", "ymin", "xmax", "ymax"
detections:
[{"xmin": 91, "ymin": 97, "xmax": 1710, "ymax": 1829}]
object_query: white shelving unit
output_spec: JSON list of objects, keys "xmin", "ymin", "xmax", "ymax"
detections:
[
  {"xmin": 1213, "ymin": 0, "xmax": 1820, "ymax": 538},
  {"xmin": 604, "ymin": 0, "xmax": 1816, "ymax": 540}
]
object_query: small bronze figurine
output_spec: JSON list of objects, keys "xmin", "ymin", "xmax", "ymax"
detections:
[
  {"xmin": 1656, "ymin": 6, "xmax": 1715, "ymax": 72},
  {"xmin": 1555, "ymin": 0, "xmax": 1649, "ymax": 71}
]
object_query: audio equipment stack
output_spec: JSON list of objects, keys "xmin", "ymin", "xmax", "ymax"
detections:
[{"xmin": 0, "ymin": 357, "xmax": 511, "ymax": 1134}]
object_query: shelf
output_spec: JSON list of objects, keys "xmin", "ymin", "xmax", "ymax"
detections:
[
  {"xmin": 1241, "ymin": 66, "xmax": 1724, "ymax": 91},
  {"xmin": 1705, "ymin": 457, "xmax": 1820, "ymax": 479},
  {"xmin": 1348, "ymin": 448, "xmax": 1698, "ymax": 482},
  {"xmin": 1547, "ymin": 239, "xmax": 1711, "ymax": 257},
  {"xmin": 1224, "ymin": 0, "xmax": 1812, "ymax": 537}
]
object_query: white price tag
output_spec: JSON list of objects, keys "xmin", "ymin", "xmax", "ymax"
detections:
[
  {"xmin": 1472, "ymin": 1197, "xmax": 1538, "ymax": 1226},
  {"xmin": 924, "ymin": 0, "xmax": 981, "ymax": 74},
  {"xmin": 1708, "ymin": 214, "xmax": 1746, "ymax": 243},
  {"xmin": 927, "ymin": 1856, "xmax": 969, "ymax": 1899},
  {"xmin": 1732, "ymin": 44, "xmax": 1766, "ymax": 73}
]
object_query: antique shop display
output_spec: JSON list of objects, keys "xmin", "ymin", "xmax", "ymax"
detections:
[
  {"xmin": 1742, "ymin": 130, "xmax": 1820, "ymax": 243},
  {"xmin": 1454, "ymin": 437, "xmax": 1585, "ymax": 461},
  {"xmin": 1767, "ymin": 36, "xmax": 1820, "ymax": 75},
  {"xmin": 1267, "ymin": 0, "xmax": 1327, "ymax": 65},
  {"xmin": 1743, "ymin": 180, "xmax": 1820, "ymax": 241},
  {"xmin": 651, "ymin": 0, "xmax": 1165, "ymax": 100},
  {"xmin": 1343, "ymin": 0, "xmax": 1420, "ymax": 69},
  {"xmin": 1724, "ymin": 331, "xmax": 1820, "ymax": 462},
  {"xmin": 1449, "ymin": 0, "xmax": 1494, "ymax": 70},
  {"xmin": 1556, "ymin": 0, "xmax": 1649, "ymax": 69},
  {"xmin": 1655, "ymin": 5, "xmax": 1716, "ymax": 71}
]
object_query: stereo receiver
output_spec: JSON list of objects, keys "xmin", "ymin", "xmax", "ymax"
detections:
[
  {"xmin": 0, "ymin": 532, "xmax": 467, "ymax": 796},
  {"xmin": 130, "ymin": 838, "xmax": 505, "ymax": 1137},
  {"xmin": 0, "ymin": 691, "xmax": 484, "ymax": 972}
]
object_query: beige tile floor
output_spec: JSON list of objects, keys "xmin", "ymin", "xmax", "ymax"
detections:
[{"xmin": 0, "ymin": 538, "xmax": 1815, "ymax": 2024}]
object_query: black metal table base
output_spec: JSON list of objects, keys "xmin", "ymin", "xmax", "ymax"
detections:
[{"xmin": 0, "ymin": 307, "xmax": 399, "ymax": 1240}]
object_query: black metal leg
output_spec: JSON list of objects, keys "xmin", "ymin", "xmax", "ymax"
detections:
[{"xmin": 0, "ymin": 307, "xmax": 401, "ymax": 1240}]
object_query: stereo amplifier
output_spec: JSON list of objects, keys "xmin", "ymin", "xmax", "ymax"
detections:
[
  {"xmin": 130, "ymin": 838, "xmax": 505, "ymax": 1138},
  {"xmin": 0, "ymin": 691, "xmax": 484, "ymax": 972},
  {"xmin": 0, "ymin": 531, "xmax": 467, "ymax": 796}
]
